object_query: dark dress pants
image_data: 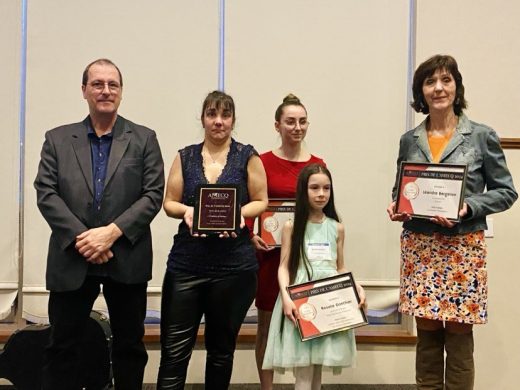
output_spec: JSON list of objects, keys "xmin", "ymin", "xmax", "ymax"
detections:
[
  {"xmin": 42, "ymin": 276, "xmax": 148, "ymax": 390},
  {"xmin": 157, "ymin": 270, "xmax": 257, "ymax": 390}
]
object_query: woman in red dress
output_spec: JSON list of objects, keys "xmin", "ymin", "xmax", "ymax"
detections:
[{"xmin": 248, "ymin": 94, "xmax": 325, "ymax": 389}]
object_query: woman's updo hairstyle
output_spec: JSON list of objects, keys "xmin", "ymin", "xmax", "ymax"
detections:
[{"xmin": 275, "ymin": 93, "xmax": 307, "ymax": 121}]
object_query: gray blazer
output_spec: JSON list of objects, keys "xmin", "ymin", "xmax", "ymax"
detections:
[
  {"xmin": 392, "ymin": 114, "xmax": 517, "ymax": 235},
  {"xmin": 34, "ymin": 116, "xmax": 164, "ymax": 292}
]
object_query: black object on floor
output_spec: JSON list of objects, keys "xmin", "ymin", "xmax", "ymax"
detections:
[{"xmin": 0, "ymin": 311, "xmax": 113, "ymax": 390}]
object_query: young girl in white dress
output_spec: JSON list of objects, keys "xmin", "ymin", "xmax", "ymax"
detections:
[{"xmin": 263, "ymin": 163, "xmax": 366, "ymax": 389}]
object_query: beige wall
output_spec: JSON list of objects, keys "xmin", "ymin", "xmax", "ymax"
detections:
[
  {"xmin": 2, "ymin": 0, "xmax": 520, "ymax": 387},
  {"xmin": 0, "ymin": 0, "xmax": 21, "ymax": 318},
  {"xmin": 416, "ymin": 0, "xmax": 520, "ymax": 137}
]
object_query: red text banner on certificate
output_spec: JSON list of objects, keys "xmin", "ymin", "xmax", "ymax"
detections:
[
  {"xmin": 259, "ymin": 199, "xmax": 295, "ymax": 247},
  {"xmin": 287, "ymin": 273, "xmax": 368, "ymax": 341},
  {"xmin": 395, "ymin": 162, "xmax": 467, "ymax": 221}
]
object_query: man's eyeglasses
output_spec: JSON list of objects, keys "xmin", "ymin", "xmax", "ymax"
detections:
[{"xmin": 88, "ymin": 81, "xmax": 121, "ymax": 92}]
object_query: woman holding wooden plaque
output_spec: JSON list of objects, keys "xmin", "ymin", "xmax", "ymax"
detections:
[
  {"xmin": 157, "ymin": 91, "xmax": 267, "ymax": 389},
  {"xmin": 387, "ymin": 55, "xmax": 517, "ymax": 389},
  {"xmin": 246, "ymin": 94, "xmax": 325, "ymax": 389}
]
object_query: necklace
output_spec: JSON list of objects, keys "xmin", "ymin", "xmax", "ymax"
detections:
[
  {"xmin": 202, "ymin": 144, "xmax": 229, "ymax": 183},
  {"xmin": 202, "ymin": 145, "xmax": 228, "ymax": 167}
]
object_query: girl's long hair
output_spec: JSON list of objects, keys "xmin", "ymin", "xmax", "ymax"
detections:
[{"xmin": 287, "ymin": 163, "xmax": 339, "ymax": 284}]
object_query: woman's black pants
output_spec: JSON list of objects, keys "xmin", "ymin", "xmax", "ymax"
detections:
[{"xmin": 157, "ymin": 269, "xmax": 257, "ymax": 389}]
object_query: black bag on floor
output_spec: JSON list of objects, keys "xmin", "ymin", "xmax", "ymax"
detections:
[{"xmin": 0, "ymin": 311, "xmax": 113, "ymax": 390}]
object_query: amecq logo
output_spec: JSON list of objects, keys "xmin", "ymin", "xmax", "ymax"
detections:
[{"xmin": 208, "ymin": 192, "xmax": 230, "ymax": 200}]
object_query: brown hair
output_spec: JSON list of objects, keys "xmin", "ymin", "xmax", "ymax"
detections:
[
  {"xmin": 201, "ymin": 90, "xmax": 236, "ymax": 125},
  {"xmin": 288, "ymin": 163, "xmax": 338, "ymax": 284},
  {"xmin": 411, "ymin": 54, "xmax": 467, "ymax": 115},
  {"xmin": 82, "ymin": 58, "xmax": 123, "ymax": 87},
  {"xmin": 275, "ymin": 93, "xmax": 307, "ymax": 122}
]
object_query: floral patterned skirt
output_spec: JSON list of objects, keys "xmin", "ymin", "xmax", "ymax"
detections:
[{"xmin": 399, "ymin": 229, "xmax": 487, "ymax": 324}]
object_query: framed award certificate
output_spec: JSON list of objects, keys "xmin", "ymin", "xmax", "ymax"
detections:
[
  {"xmin": 258, "ymin": 199, "xmax": 295, "ymax": 247},
  {"xmin": 395, "ymin": 162, "xmax": 467, "ymax": 221},
  {"xmin": 287, "ymin": 272, "xmax": 368, "ymax": 341},
  {"xmin": 192, "ymin": 184, "xmax": 241, "ymax": 234}
]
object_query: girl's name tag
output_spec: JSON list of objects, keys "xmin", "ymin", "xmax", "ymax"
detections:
[{"xmin": 306, "ymin": 242, "xmax": 331, "ymax": 261}]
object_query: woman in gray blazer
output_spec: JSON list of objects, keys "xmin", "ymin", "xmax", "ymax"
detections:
[{"xmin": 387, "ymin": 54, "xmax": 517, "ymax": 389}]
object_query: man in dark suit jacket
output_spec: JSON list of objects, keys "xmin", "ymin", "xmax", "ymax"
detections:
[{"xmin": 34, "ymin": 58, "xmax": 164, "ymax": 390}]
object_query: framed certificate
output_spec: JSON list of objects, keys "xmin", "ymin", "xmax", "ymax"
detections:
[
  {"xmin": 395, "ymin": 162, "xmax": 467, "ymax": 221},
  {"xmin": 258, "ymin": 199, "xmax": 295, "ymax": 247},
  {"xmin": 287, "ymin": 272, "xmax": 368, "ymax": 341},
  {"xmin": 192, "ymin": 184, "xmax": 241, "ymax": 234}
]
